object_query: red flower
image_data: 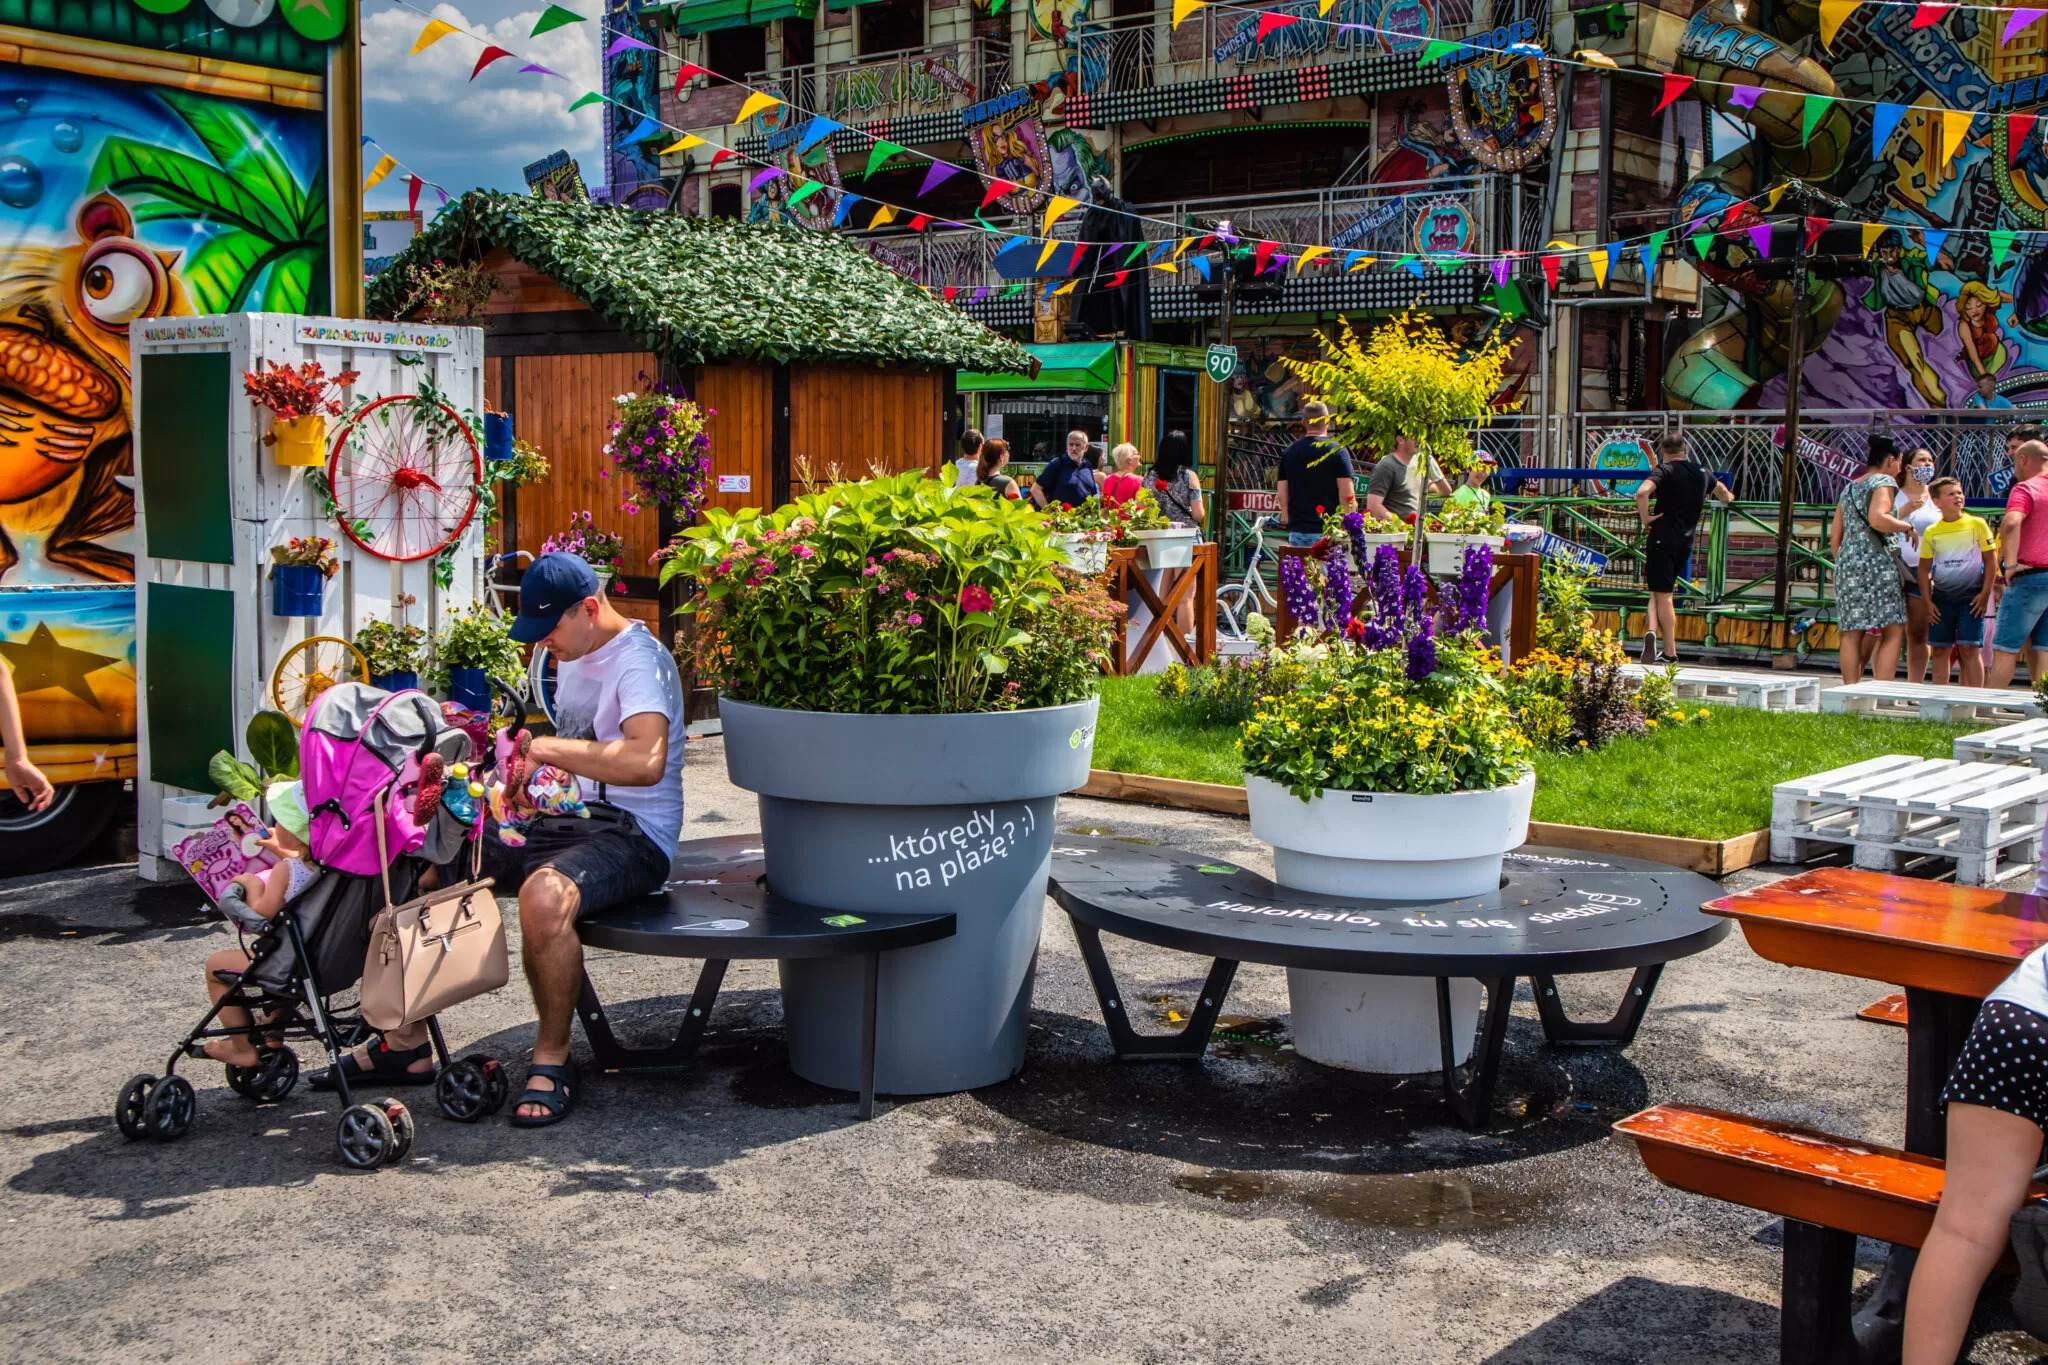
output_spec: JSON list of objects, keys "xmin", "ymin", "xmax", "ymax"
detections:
[
  {"xmin": 1316, "ymin": 504, "xmax": 1326, "ymax": 514},
  {"xmin": 959, "ymin": 585, "xmax": 994, "ymax": 613}
]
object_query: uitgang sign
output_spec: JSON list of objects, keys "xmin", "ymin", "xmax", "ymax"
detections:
[{"xmin": 869, "ymin": 805, "xmax": 1037, "ymax": 891}]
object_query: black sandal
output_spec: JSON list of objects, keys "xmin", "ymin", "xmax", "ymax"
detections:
[
  {"xmin": 310, "ymin": 1039, "xmax": 436, "ymax": 1091},
  {"xmin": 509, "ymin": 1062, "xmax": 578, "ymax": 1128}
]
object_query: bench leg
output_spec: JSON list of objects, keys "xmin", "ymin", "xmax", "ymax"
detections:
[
  {"xmin": 858, "ymin": 951, "xmax": 878, "ymax": 1121},
  {"xmin": 1529, "ymin": 965, "xmax": 1663, "ymax": 1047},
  {"xmin": 1069, "ymin": 917, "xmax": 1238, "ymax": 1060},
  {"xmin": 1782, "ymin": 1219, "xmax": 1860, "ymax": 1365},
  {"xmin": 576, "ymin": 959, "xmax": 728, "ymax": 1072},
  {"xmin": 1438, "ymin": 975, "xmax": 1515, "ymax": 1128}
]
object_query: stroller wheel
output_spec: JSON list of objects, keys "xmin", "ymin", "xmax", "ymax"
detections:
[
  {"xmin": 380, "ymin": 1098, "xmax": 416, "ymax": 1163},
  {"xmin": 143, "ymin": 1075, "xmax": 195, "ymax": 1141},
  {"xmin": 336, "ymin": 1103, "xmax": 396, "ymax": 1170},
  {"xmin": 115, "ymin": 1074, "xmax": 157, "ymax": 1140},
  {"xmin": 227, "ymin": 1047, "xmax": 300, "ymax": 1103},
  {"xmin": 436, "ymin": 1058, "xmax": 493, "ymax": 1123},
  {"xmin": 481, "ymin": 1056, "xmax": 509, "ymax": 1116}
]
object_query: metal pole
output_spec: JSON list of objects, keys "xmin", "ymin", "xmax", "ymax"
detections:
[
  {"xmin": 1771, "ymin": 206, "xmax": 1810, "ymax": 660},
  {"xmin": 1212, "ymin": 261, "xmax": 1235, "ymax": 547}
]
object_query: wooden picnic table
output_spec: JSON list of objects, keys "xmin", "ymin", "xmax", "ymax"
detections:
[{"xmin": 1702, "ymin": 867, "xmax": 2048, "ymax": 1350}]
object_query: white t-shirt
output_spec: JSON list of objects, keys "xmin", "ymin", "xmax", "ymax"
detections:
[
  {"xmin": 551, "ymin": 621, "xmax": 686, "ymax": 855},
  {"xmin": 1897, "ymin": 497, "xmax": 1942, "ymax": 569},
  {"xmin": 1990, "ymin": 943, "xmax": 2048, "ymax": 1019}
]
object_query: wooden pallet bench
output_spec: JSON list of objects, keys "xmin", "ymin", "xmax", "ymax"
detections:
[
  {"xmin": 1821, "ymin": 681, "xmax": 2044, "ymax": 723},
  {"xmin": 1615, "ymin": 1103, "xmax": 2043, "ymax": 1364},
  {"xmin": 1770, "ymin": 755, "xmax": 2048, "ymax": 884},
  {"xmin": 1954, "ymin": 717, "xmax": 2048, "ymax": 768},
  {"xmin": 1620, "ymin": 665, "xmax": 1821, "ymax": 712}
]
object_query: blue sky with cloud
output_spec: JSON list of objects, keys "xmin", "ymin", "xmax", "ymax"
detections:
[{"xmin": 362, "ymin": 0, "xmax": 609, "ymax": 216}]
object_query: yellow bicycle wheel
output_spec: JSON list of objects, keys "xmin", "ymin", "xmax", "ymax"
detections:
[{"xmin": 271, "ymin": 635, "xmax": 369, "ymax": 724}]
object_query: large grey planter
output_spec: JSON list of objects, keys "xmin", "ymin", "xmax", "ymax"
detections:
[{"xmin": 721, "ymin": 696, "xmax": 1099, "ymax": 1094}]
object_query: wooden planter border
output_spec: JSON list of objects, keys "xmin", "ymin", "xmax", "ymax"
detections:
[{"xmin": 1071, "ymin": 768, "xmax": 1769, "ymax": 877}]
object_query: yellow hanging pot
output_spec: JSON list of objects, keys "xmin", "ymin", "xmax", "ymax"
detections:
[{"xmin": 271, "ymin": 413, "xmax": 328, "ymax": 467}]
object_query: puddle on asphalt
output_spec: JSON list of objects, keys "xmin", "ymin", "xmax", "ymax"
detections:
[
  {"xmin": 1058, "ymin": 825, "xmax": 1160, "ymax": 845},
  {"xmin": 1173, "ymin": 1167, "xmax": 1539, "ymax": 1232}
]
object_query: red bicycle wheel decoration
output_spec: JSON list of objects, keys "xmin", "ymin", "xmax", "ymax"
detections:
[{"xmin": 329, "ymin": 394, "xmax": 482, "ymax": 562}]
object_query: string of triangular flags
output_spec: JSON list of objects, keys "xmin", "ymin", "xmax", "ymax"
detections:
[
  {"xmin": 388, "ymin": 0, "xmax": 2048, "ymax": 298},
  {"xmin": 361, "ymin": 134, "xmax": 451, "ymax": 214}
]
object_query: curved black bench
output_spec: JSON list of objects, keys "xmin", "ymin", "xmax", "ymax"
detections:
[{"xmin": 575, "ymin": 836, "xmax": 955, "ymax": 1118}]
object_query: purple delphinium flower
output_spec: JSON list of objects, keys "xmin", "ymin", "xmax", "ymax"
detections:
[
  {"xmin": 1405, "ymin": 614, "xmax": 1437, "ymax": 681},
  {"xmin": 1401, "ymin": 564, "xmax": 1429, "ymax": 625},
  {"xmin": 1342, "ymin": 510, "xmax": 1370, "ymax": 577},
  {"xmin": 1280, "ymin": 553, "xmax": 1320, "ymax": 629},
  {"xmin": 1371, "ymin": 545, "xmax": 1403, "ymax": 634},
  {"xmin": 1449, "ymin": 544, "xmax": 1493, "ymax": 634},
  {"xmin": 1323, "ymin": 542, "xmax": 1354, "ymax": 629}
]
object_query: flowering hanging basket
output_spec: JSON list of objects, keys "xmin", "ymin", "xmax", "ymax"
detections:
[{"xmin": 608, "ymin": 387, "xmax": 713, "ymax": 523}]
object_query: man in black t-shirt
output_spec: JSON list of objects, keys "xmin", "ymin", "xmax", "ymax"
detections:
[
  {"xmin": 1274, "ymin": 402, "xmax": 1357, "ymax": 544},
  {"xmin": 1634, "ymin": 432, "xmax": 1734, "ymax": 664}
]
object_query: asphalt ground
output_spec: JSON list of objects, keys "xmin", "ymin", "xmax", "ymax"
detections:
[{"xmin": 4, "ymin": 734, "xmax": 2048, "ymax": 1363}]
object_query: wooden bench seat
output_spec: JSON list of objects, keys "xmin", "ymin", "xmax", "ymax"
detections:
[{"xmin": 1614, "ymin": 1103, "xmax": 2045, "ymax": 1363}]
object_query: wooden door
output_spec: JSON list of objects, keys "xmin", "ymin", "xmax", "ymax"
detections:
[
  {"xmin": 693, "ymin": 363, "xmax": 775, "ymax": 515},
  {"xmin": 510, "ymin": 350, "xmax": 661, "ymax": 590},
  {"xmin": 790, "ymin": 365, "xmax": 941, "ymax": 493}
]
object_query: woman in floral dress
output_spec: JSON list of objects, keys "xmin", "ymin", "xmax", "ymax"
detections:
[{"xmin": 1829, "ymin": 435, "xmax": 1915, "ymax": 685}]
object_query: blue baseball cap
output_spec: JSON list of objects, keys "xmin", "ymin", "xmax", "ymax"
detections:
[{"xmin": 509, "ymin": 552, "xmax": 600, "ymax": 644}]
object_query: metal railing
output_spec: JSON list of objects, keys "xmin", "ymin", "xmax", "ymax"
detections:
[
  {"xmin": 1075, "ymin": 0, "xmax": 1541, "ymax": 96},
  {"xmin": 744, "ymin": 38, "xmax": 1011, "ymax": 125}
]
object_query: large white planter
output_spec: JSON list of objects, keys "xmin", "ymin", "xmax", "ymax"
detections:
[
  {"xmin": 1425, "ymin": 534, "xmax": 1505, "ymax": 577},
  {"xmin": 1246, "ymin": 771, "xmax": 1535, "ymax": 1073},
  {"xmin": 1130, "ymin": 527, "xmax": 1197, "ymax": 569},
  {"xmin": 1050, "ymin": 533, "xmax": 1109, "ymax": 575}
]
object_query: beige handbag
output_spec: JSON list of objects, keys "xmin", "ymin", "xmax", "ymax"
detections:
[{"xmin": 360, "ymin": 792, "xmax": 508, "ymax": 1031}]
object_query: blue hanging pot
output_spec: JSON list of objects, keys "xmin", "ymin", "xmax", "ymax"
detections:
[
  {"xmin": 371, "ymin": 670, "xmax": 420, "ymax": 693},
  {"xmin": 484, "ymin": 412, "xmax": 514, "ymax": 463},
  {"xmin": 447, "ymin": 667, "xmax": 491, "ymax": 712},
  {"xmin": 270, "ymin": 564, "xmax": 325, "ymax": 617}
]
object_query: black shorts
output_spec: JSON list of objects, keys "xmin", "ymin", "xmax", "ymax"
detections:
[
  {"xmin": 459, "ymin": 802, "xmax": 672, "ymax": 918},
  {"xmin": 1943, "ymin": 999, "xmax": 2048, "ymax": 1130},
  {"xmin": 1644, "ymin": 540, "xmax": 1692, "ymax": 594}
]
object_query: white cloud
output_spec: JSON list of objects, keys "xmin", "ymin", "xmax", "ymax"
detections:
[{"xmin": 360, "ymin": 0, "xmax": 609, "ymax": 211}]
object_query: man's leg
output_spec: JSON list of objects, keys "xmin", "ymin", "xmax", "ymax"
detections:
[
  {"xmin": 1655, "ymin": 592, "xmax": 1679, "ymax": 663},
  {"xmin": 516, "ymin": 866, "xmax": 583, "ymax": 1119}
]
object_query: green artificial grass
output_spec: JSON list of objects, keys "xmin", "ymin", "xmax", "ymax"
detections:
[{"xmin": 1092, "ymin": 674, "xmax": 1984, "ymax": 841}]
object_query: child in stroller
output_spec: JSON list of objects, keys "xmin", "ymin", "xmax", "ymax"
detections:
[{"xmin": 116, "ymin": 685, "xmax": 511, "ymax": 1170}]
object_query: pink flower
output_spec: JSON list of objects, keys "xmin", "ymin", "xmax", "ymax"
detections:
[
  {"xmin": 958, "ymin": 585, "xmax": 993, "ymax": 613},
  {"xmin": 863, "ymin": 564, "xmax": 879, "ymax": 576},
  {"xmin": 882, "ymin": 551, "xmax": 896, "ymax": 561},
  {"xmin": 713, "ymin": 558, "xmax": 734, "ymax": 576},
  {"xmin": 793, "ymin": 544, "xmax": 816, "ymax": 559},
  {"xmin": 908, "ymin": 612, "xmax": 923, "ymax": 626},
  {"xmin": 904, "ymin": 589, "xmax": 918, "ymax": 601}
]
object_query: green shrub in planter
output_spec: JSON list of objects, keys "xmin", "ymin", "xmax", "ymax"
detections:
[{"xmin": 430, "ymin": 604, "xmax": 521, "ymax": 696}]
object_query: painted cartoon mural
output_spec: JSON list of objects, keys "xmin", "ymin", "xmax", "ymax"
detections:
[
  {"xmin": 1372, "ymin": 94, "xmax": 1480, "ymax": 184},
  {"xmin": 1668, "ymin": 0, "xmax": 2048, "ymax": 410},
  {"xmin": 0, "ymin": 5, "xmax": 330, "ymax": 790},
  {"xmin": 603, "ymin": 0, "xmax": 666, "ymax": 208}
]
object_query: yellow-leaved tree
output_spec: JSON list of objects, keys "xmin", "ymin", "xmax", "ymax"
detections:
[{"xmin": 1281, "ymin": 313, "xmax": 1519, "ymax": 474}]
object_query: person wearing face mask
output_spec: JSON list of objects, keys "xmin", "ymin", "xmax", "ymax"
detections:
[{"xmin": 1894, "ymin": 448, "xmax": 1943, "ymax": 682}]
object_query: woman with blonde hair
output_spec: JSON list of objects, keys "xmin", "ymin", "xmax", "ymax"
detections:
[
  {"xmin": 1957, "ymin": 281, "xmax": 2010, "ymax": 383},
  {"xmin": 1100, "ymin": 442, "xmax": 1144, "ymax": 506}
]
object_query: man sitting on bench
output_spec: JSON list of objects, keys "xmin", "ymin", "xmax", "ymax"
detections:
[{"xmin": 485, "ymin": 552, "xmax": 686, "ymax": 1128}]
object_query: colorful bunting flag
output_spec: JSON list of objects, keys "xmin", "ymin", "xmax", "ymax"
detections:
[
  {"xmin": 1636, "ymin": 230, "xmax": 1668, "ymax": 277},
  {"xmin": 1910, "ymin": 2, "xmax": 1951, "ymax": 27},
  {"xmin": 673, "ymin": 62, "xmax": 710, "ymax": 94},
  {"xmin": 707, "ymin": 148, "xmax": 735, "ymax": 168},
  {"xmin": 568, "ymin": 92, "xmax": 605, "ymax": 111},
  {"xmin": 1540, "ymin": 254, "xmax": 1561, "ymax": 288},
  {"xmin": 1655, "ymin": 73, "xmax": 1694, "ymax": 115},
  {"xmin": 470, "ymin": 46, "xmax": 513, "ymax": 79},
  {"xmin": 787, "ymin": 180, "xmax": 828, "ymax": 207},
  {"xmin": 1054, "ymin": 280, "xmax": 1079, "ymax": 296},
  {"xmin": 521, "ymin": 63, "xmax": 563, "ymax": 77},
  {"xmin": 1418, "ymin": 38, "xmax": 1460, "ymax": 64},
  {"xmin": 1764, "ymin": 184, "xmax": 1788, "ymax": 211},
  {"xmin": 1189, "ymin": 254, "xmax": 1211, "ymax": 281},
  {"xmin": 834, "ymin": 195, "xmax": 865, "ymax": 228},
  {"xmin": 406, "ymin": 176, "xmax": 423, "ymax": 213},
  {"xmin": 1747, "ymin": 222, "xmax": 1772, "ymax": 257},
  {"xmin": 531, "ymin": 5, "xmax": 585, "ymax": 37},
  {"xmin": 943, "ymin": 286, "xmax": 958, "ymax": 303},
  {"xmin": 748, "ymin": 166, "xmax": 784, "ymax": 194},
  {"xmin": 907, "ymin": 213, "xmax": 931, "ymax": 231},
  {"xmin": 1350, "ymin": 254, "xmax": 1377, "ymax": 271},
  {"xmin": 1576, "ymin": 49, "xmax": 1619, "ymax": 68},
  {"xmin": 972, "ymin": 287, "xmax": 990, "ymax": 302},
  {"xmin": 1491, "ymin": 257, "xmax": 1511, "ymax": 285},
  {"xmin": 1036, "ymin": 240, "xmax": 1060, "ymax": 269},
  {"xmin": 621, "ymin": 116, "xmax": 661, "ymax": 147},
  {"xmin": 918, "ymin": 161, "xmax": 962, "ymax": 197},
  {"xmin": 1801, "ymin": 94, "xmax": 1834, "ymax": 147},
  {"xmin": 1251, "ymin": 240, "xmax": 1278, "ymax": 275},
  {"xmin": 864, "ymin": 140, "xmax": 907, "ymax": 179},
  {"xmin": 1172, "ymin": 0, "xmax": 1206, "ymax": 27},
  {"xmin": 1396, "ymin": 256, "xmax": 1425, "ymax": 278},
  {"xmin": 1818, "ymin": 0, "xmax": 1861, "ymax": 49},
  {"xmin": 1938, "ymin": 108, "xmax": 1974, "ymax": 167},
  {"xmin": 1106, "ymin": 271, "xmax": 1130, "ymax": 287},
  {"xmin": 658, "ymin": 134, "xmax": 705, "ymax": 155},
  {"xmin": 1691, "ymin": 230, "xmax": 1713, "ymax": 258},
  {"xmin": 2005, "ymin": 8, "xmax": 2048, "ymax": 43},
  {"xmin": 1728, "ymin": 85, "xmax": 1763, "ymax": 111},
  {"xmin": 411, "ymin": 19, "xmax": 458, "ymax": 52},
  {"xmin": 1433, "ymin": 255, "xmax": 1459, "ymax": 273},
  {"xmin": 1871, "ymin": 102, "xmax": 1905, "ymax": 154},
  {"xmin": 1173, "ymin": 236, "xmax": 1198, "ymax": 258},
  {"xmin": 1124, "ymin": 242, "xmax": 1149, "ymax": 266},
  {"xmin": 1992, "ymin": 229, "xmax": 2017, "ymax": 268},
  {"xmin": 1803, "ymin": 216, "xmax": 1827, "ymax": 250},
  {"xmin": 1042, "ymin": 196, "xmax": 1080, "ymax": 234},
  {"xmin": 1924, "ymin": 227, "xmax": 1949, "ymax": 259},
  {"xmin": 605, "ymin": 34, "xmax": 657, "ymax": 56},
  {"xmin": 364, "ymin": 154, "xmax": 397, "ymax": 193},
  {"xmin": 1589, "ymin": 246, "xmax": 1611, "ymax": 288},
  {"xmin": 736, "ymin": 91, "xmax": 783, "ymax": 125},
  {"xmin": 981, "ymin": 179, "xmax": 1021, "ymax": 208},
  {"xmin": 1861, "ymin": 221, "xmax": 1886, "ymax": 256},
  {"xmin": 2014, "ymin": 113, "xmax": 2042, "ymax": 165},
  {"xmin": 864, "ymin": 204, "xmax": 895, "ymax": 228},
  {"xmin": 1256, "ymin": 11, "xmax": 1298, "ymax": 41},
  {"xmin": 1347, "ymin": 250, "xmax": 1372, "ymax": 273},
  {"xmin": 795, "ymin": 117, "xmax": 840, "ymax": 155},
  {"xmin": 1294, "ymin": 246, "xmax": 1330, "ymax": 272},
  {"xmin": 1152, "ymin": 261, "xmax": 1179, "ymax": 274}
]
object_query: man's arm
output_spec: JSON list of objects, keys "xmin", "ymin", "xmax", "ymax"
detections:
[
  {"xmin": 1336, "ymin": 476, "xmax": 1357, "ymax": 512},
  {"xmin": 1713, "ymin": 478, "xmax": 1736, "ymax": 505},
  {"xmin": 0, "ymin": 656, "xmax": 52, "ymax": 813},
  {"xmin": 1275, "ymin": 477, "xmax": 1289, "ymax": 520},
  {"xmin": 530, "ymin": 711, "xmax": 669, "ymax": 788},
  {"xmin": 2004, "ymin": 504, "xmax": 2027, "ymax": 574},
  {"xmin": 1635, "ymin": 476, "xmax": 1660, "ymax": 530}
]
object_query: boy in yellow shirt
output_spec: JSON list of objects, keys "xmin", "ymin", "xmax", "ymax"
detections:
[{"xmin": 1916, "ymin": 476, "xmax": 1997, "ymax": 685}]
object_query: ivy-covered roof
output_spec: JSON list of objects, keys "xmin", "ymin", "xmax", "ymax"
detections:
[{"xmin": 365, "ymin": 191, "xmax": 1034, "ymax": 374}]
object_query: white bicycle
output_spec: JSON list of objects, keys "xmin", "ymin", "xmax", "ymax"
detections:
[{"xmin": 1214, "ymin": 514, "xmax": 1280, "ymax": 642}]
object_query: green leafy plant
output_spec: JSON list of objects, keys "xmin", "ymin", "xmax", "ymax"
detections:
[
  {"xmin": 1281, "ymin": 311, "xmax": 1517, "ymax": 475},
  {"xmin": 1532, "ymin": 559, "xmax": 1625, "ymax": 666},
  {"xmin": 269, "ymin": 535, "xmax": 337, "ymax": 576},
  {"xmin": 93, "ymin": 89, "xmax": 327, "ymax": 314},
  {"xmin": 354, "ymin": 617, "xmax": 427, "ymax": 676},
  {"xmin": 208, "ymin": 710, "xmax": 299, "ymax": 805},
  {"xmin": 389, "ymin": 257, "xmax": 499, "ymax": 324},
  {"xmin": 543, "ymin": 511, "xmax": 627, "ymax": 578},
  {"xmin": 1327, "ymin": 506, "xmax": 1407, "ymax": 539},
  {"xmin": 431, "ymin": 604, "xmax": 522, "ymax": 693},
  {"xmin": 1426, "ymin": 499, "xmax": 1508, "ymax": 537},
  {"xmin": 659, "ymin": 470, "xmax": 1117, "ymax": 714},
  {"xmin": 1157, "ymin": 652, "xmax": 1309, "ymax": 726}
]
